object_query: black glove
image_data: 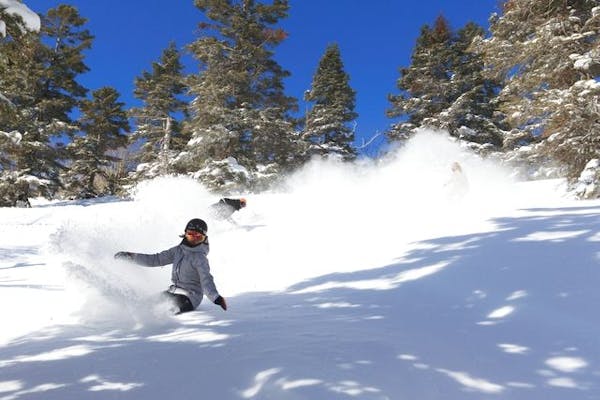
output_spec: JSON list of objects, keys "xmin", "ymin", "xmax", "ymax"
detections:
[
  {"xmin": 214, "ymin": 296, "xmax": 227, "ymax": 311},
  {"xmin": 114, "ymin": 251, "xmax": 134, "ymax": 260}
]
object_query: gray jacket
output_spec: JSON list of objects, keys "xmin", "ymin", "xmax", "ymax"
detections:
[{"xmin": 131, "ymin": 242, "xmax": 220, "ymax": 308}]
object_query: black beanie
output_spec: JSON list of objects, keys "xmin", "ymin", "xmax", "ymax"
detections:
[{"xmin": 185, "ymin": 218, "xmax": 208, "ymax": 234}]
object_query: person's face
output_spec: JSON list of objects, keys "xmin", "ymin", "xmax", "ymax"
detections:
[{"xmin": 185, "ymin": 230, "xmax": 206, "ymax": 245}]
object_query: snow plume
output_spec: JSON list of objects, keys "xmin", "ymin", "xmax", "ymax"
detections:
[
  {"xmin": 48, "ymin": 129, "xmax": 566, "ymax": 323},
  {"xmin": 47, "ymin": 176, "xmax": 219, "ymax": 325},
  {"xmin": 282, "ymin": 129, "xmax": 514, "ymax": 242},
  {"xmin": 222, "ymin": 130, "xmax": 563, "ymax": 296},
  {"xmin": 130, "ymin": 175, "xmax": 216, "ymax": 230}
]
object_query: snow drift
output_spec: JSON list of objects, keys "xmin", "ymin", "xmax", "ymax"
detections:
[{"xmin": 1, "ymin": 130, "xmax": 599, "ymax": 400}]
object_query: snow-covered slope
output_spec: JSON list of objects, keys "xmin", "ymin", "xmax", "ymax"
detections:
[{"xmin": 1, "ymin": 132, "xmax": 599, "ymax": 399}]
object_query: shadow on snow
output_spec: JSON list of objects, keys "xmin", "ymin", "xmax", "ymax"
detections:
[{"xmin": 1, "ymin": 206, "xmax": 599, "ymax": 400}]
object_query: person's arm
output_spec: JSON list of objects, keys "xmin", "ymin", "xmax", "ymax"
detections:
[
  {"xmin": 114, "ymin": 247, "xmax": 176, "ymax": 267},
  {"xmin": 196, "ymin": 255, "xmax": 227, "ymax": 310},
  {"xmin": 223, "ymin": 198, "xmax": 245, "ymax": 210}
]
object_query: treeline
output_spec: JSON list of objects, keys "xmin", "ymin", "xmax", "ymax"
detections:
[{"xmin": 0, "ymin": 0, "xmax": 599, "ymax": 206}]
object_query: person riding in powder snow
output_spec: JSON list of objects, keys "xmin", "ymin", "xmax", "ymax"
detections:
[
  {"xmin": 209, "ymin": 197, "xmax": 246, "ymax": 223},
  {"xmin": 114, "ymin": 218, "xmax": 227, "ymax": 314},
  {"xmin": 444, "ymin": 161, "xmax": 469, "ymax": 201}
]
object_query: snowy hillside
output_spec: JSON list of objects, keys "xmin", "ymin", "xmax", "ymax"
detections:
[{"xmin": 1, "ymin": 132, "xmax": 600, "ymax": 400}]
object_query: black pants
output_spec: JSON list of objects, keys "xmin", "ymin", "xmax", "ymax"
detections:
[{"xmin": 162, "ymin": 291, "xmax": 194, "ymax": 314}]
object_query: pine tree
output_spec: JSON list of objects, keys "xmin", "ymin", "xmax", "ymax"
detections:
[
  {"xmin": 542, "ymin": 80, "xmax": 600, "ymax": 180},
  {"xmin": 477, "ymin": 0, "xmax": 598, "ymax": 133},
  {"xmin": 387, "ymin": 15, "xmax": 455, "ymax": 139},
  {"xmin": 476, "ymin": 0, "xmax": 600, "ymax": 180},
  {"xmin": 303, "ymin": 43, "xmax": 357, "ymax": 161},
  {"xmin": 387, "ymin": 16, "xmax": 504, "ymax": 147},
  {"xmin": 179, "ymin": 0, "xmax": 298, "ymax": 191},
  {"xmin": 0, "ymin": 15, "xmax": 35, "ymax": 205},
  {"xmin": 0, "ymin": 5, "xmax": 92, "ymax": 202},
  {"xmin": 129, "ymin": 42, "xmax": 188, "ymax": 182},
  {"xmin": 438, "ymin": 22, "xmax": 505, "ymax": 147},
  {"xmin": 63, "ymin": 87, "xmax": 130, "ymax": 198}
]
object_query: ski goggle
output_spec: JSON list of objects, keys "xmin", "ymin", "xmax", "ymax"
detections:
[{"xmin": 185, "ymin": 230, "xmax": 205, "ymax": 239}]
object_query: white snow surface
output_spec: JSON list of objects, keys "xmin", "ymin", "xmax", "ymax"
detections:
[{"xmin": 2, "ymin": 131, "xmax": 600, "ymax": 399}]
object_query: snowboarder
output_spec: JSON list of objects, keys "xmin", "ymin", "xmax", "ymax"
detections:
[
  {"xmin": 114, "ymin": 218, "xmax": 227, "ymax": 315},
  {"xmin": 444, "ymin": 161, "xmax": 469, "ymax": 201},
  {"xmin": 209, "ymin": 197, "xmax": 247, "ymax": 224},
  {"xmin": 15, "ymin": 193, "xmax": 31, "ymax": 208}
]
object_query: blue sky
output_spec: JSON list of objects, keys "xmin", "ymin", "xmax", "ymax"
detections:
[{"xmin": 26, "ymin": 0, "xmax": 500, "ymax": 152}]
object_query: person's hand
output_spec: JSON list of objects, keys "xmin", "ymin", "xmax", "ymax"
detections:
[
  {"xmin": 114, "ymin": 251, "xmax": 134, "ymax": 260},
  {"xmin": 214, "ymin": 296, "xmax": 227, "ymax": 311}
]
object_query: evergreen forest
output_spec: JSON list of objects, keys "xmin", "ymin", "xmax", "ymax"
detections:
[{"xmin": 1, "ymin": 0, "xmax": 599, "ymax": 206}]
